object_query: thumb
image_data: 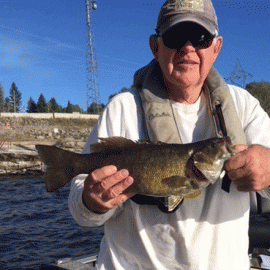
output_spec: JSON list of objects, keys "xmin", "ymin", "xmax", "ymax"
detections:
[{"xmin": 234, "ymin": 144, "xmax": 248, "ymax": 154}]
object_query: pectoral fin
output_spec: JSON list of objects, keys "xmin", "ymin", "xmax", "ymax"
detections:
[
  {"xmin": 157, "ymin": 195, "xmax": 184, "ymax": 213},
  {"xmin": 161, "ymin": 176, "xmax": 188, "ymax": 189},
  {"xmin": 184, "ymin": 190, "xmax": 202, "ymax": 200}
]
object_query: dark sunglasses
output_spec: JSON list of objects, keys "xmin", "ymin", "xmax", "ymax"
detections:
[{"xmin": 161, "ymin": 24, "xmax": 216, "ymax": 50}]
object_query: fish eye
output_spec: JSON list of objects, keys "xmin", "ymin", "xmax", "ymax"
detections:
[{"xmin": 210, "ymin": 142, "xmax": 217, "ymax": 149}]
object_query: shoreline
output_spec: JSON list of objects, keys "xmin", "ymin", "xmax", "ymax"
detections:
[
  {"xmin": 0, "ymin": 170, "xmax": 45, "ymax": 179},
  {"xmin": 0, "ymin": 115, "xmax": 97, "ymax": 178},
  {"xmin": 0, "ymin": 139, "xmax": 84, "ymax": 178}
]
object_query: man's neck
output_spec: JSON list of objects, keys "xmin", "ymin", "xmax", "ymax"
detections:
[{"xmin": 165, "ymin": 81, "xmax": 204, "ymax": 104}]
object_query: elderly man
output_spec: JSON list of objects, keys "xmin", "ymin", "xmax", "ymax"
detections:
[{"xmin": 69, "ymin": 0, "xmax": 270, "ymax": 269}]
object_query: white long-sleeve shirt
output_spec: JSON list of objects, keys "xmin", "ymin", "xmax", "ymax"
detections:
[{"xmin": 69, "ymin": 85, "xmax": 270, "ymax": 270}]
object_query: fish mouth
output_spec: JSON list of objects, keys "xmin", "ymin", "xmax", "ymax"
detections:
[
  {"xmin": 191, "ymin": 159, "xmax": 208, "ymax": 182},
  {"xmin": 224, "ymin": 136, "xmax": 236, "ymax": 155},
  {"xmin": 186, "ymin": 157, "xmax": 208, "ymax": 186}
]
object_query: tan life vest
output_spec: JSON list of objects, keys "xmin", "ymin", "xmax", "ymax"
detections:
[{"xmin": 130, "ymin": 59, "xmax": 247, "ymax": 213}]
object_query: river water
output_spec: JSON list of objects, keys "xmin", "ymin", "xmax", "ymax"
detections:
[{"xmin": 0, "ymin": 177, "xmax": 103, "ymax": 269}]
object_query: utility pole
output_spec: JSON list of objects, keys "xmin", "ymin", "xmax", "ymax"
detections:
[{"xmin": 85, "ymin": 0, "xmax": 100, "ymax": 113}]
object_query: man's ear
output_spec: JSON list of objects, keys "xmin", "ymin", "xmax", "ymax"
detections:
[
  {"xmin": 213, "ymin": 36, "xmax": 223, "ymax": 55},
  {"xmin": 149, "ymin": 35, "xmax": 159, "ymax": 60}
]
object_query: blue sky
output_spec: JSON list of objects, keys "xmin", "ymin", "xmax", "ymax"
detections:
[{"xmin": 0, "ymin": 0, "xmax": 269, "ymax": 111}]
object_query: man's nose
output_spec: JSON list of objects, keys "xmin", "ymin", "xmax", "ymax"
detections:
[{"xmin": 178, "ymin": 40, "xmax": 196, "ymax": 52}]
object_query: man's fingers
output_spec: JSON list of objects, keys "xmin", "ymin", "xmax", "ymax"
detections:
[
  {"xmin": 234, "ymin": 144, "xmax": 248, "ymax": 153},
  {"xmin": 225, "ymin": 146, "xmax": 248, "ymax": 171},
  {"xmin": 227, "ymin": 167, "xmax": 247, "ymax": 181},
  {"xmin": 85, "ymin": 165, "xmax": 118, "ymax": 186},
  {"xmin": 83, "ymin": 166, "xmax": 134, "ymax": 214},
  {"xmin": 108, "ymin": 192, "xmax": 135, "ymax": 208},
  {"xmin": 102, "ymin": 176, "xmax": 134, "ymax": 201},
  {"xmin": 91, "ymin": 169, "xmax": 130, "ymax": 194}
]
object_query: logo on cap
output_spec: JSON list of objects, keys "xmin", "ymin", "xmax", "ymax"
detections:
[{"xmin": 172, "ymin": 0, "xmax": 204, "ymax": 12}]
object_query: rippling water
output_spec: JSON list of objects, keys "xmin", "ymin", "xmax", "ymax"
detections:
[{"xmin": 0, "ymin": 177, "xmax": 103, "ymax": 269}]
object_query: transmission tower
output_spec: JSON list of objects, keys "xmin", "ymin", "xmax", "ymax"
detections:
[
  {"xmin": 85, "ymin": 0, "xmax": 100, "ymax": 112},
  {"xmin": 225, "ymin": 59, "xmax": 253, "ymax": 89}
]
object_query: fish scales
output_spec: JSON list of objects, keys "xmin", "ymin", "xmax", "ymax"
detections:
[
  {"xmin": 96, "ymin": 143, "xmax": 193, "ymax": 194},
  {"xmin": 96, "ymin": 144, "xmax": 189, "ymax": 196},
  {"xmin": 36, "ymin": 136, "xmax": 235, "ymax": 198}
]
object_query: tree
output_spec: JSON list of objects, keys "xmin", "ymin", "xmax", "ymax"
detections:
[
  {"xmin": 27, "ymin": 97, "xmax": 37, "ymax": 113},
  {"xmin": 4, "ymin": 97, "xmax": 10, "ymax": 112},
  {"xmin": 65, "ymin": 101, "xmax": 73, "ymax": 113},
  {"xmin": 87, "ymin": 102, "xmax": 105, "ymax": 114},
  {"xmin": 48, "ymin": 97, "xmax": 62, "ymax": 112},
  {"xmin": 9, "ymin": 82, "xmax": 22, "ymax": 112},
  {"xmin": 120, "ymin": 87, "xmax": 130, "ymax": 93},
  {"xmin": 246, "ymin": 81, "xmax": 270, "ymax": 115},
  {"xmin": 71, "ymin": 104, "xmax": 83, "ymax": 113},
  {"xmin": 36, "ymin": 94, "xmax": 47, "ymax": 112},
  {"xmin": 0, "ymin": 83, "xmax": 4, "ymax": 112},
  {"xmin": 108, "ymin": 93, "xmax": 117, "ymax": 101},
  {"xmin": 64, "ymin": 101, "xmax": 83, "ymax": 113},
  {"xmin": 108, "ymin": 87, "xmax": 131, "ymax": 102}
]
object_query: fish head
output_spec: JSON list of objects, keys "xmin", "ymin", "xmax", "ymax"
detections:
[{"xmin": 189, "ymin": 137, "xmax": 235, "ymax": 187}]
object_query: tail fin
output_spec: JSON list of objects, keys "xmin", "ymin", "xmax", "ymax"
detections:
[{"xmin": 35, "ymin": 145, "xmax": 79, "ymax": 192}]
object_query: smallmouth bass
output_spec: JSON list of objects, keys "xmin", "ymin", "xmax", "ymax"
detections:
[{"xmin": 36, "ymin": 137, "xmax": 235, "ymax": 199}]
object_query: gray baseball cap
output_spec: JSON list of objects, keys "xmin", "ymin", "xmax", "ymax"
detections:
[{"xmin": 156, "ymin": 0, "xmax": 218, "ymax": 36}]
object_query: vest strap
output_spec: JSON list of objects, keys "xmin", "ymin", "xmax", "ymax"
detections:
[{"xmin": 130, "ymin": 59, "xmax": 246, "ymax": 212}]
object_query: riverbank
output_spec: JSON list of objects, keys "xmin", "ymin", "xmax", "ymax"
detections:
[
  {"xmin": 0, "ymin": 116, "xmax": 98, "ymax": 177},
  {"xmin": 0, "ymin": 139, "xmax": 89, "ymax": 178}
]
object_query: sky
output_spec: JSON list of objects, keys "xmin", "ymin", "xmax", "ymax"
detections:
[{"xmin": 0, "ymin": 0, "xmax": 269, "ymax": 112}]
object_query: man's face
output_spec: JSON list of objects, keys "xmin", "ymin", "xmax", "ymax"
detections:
[{"xmin": 150, "ymin": 23, "xmax": 222, "ymax": 91}]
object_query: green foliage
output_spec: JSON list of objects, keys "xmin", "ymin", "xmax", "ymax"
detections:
[
  {"xmin": 246, "ymin": 81, "xmax": 270, "ymax": 114},
  {"xmin": 65, "ymin": 101, "xmax": 82, "ymax": 113},
  {"xmin": 48, "ymin": 97, "xmax": 62, "ymax": 113},
  {"xmin": 0, "ymin": 82, "xmax": 132, "ymax": 115},
  {"xmin": 65, "ymin": 101, "xmax": 73, "ymax": 113},
  {"xmin": 9, "ymin": 82, "xmax": 22, "ymax": 112},
  {"xmin": 0, "ymin": 83, "xmax": 4, "ymax": 112},
  {"xmin": 87, "ymin": 102, "xmax": 105, "ymax": 114},
  {"xmin": 25, "ymin": 96, "xmax": 84, "ymax": 113},
  {"xmin": 108, "ymin": 93, "xmax": 117, "ymax": 101},
  {"xmin": 27, "ymin": 97, "xmax": 37, "ymax": 113},
  {"xmin": 4, "ymin": 97, "xmax": 10, "ymax": 112},
  {"xmin": 108, "ymin": 86, "xmax": 131, "ymax": 102},
  {"xmin": 36, "ymin": 94, "xmax": 47, "ymax": 113}
]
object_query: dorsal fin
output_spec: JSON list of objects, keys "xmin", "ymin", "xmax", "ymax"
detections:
[
  {"xmin": 90, "ymin": 136, "xmax": 168, "ymax": 153},
  {"xmin": 90, "ymin": 137, "xmax": 138, "ymax": 153}
]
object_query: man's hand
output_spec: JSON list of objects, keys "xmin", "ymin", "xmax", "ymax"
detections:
[
  {"xmin": 225, "ymin": 144, "xmax": 270, "ymax": 192},
  {"xmin": 82, "ymin": 165, "xmax": 134, "ymax": 214}
]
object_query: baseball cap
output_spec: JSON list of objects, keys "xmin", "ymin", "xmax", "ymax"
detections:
[{"xmin": 156, "ymin": 0, "xmax": 218, "ymax": 36}]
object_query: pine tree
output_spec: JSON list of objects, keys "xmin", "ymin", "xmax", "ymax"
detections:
[
  {"xmin": 9, "ymin": 82, "xmax": 22, "ymax": 112},
  {"xmin": 4, "ymin": 97, "xmax": 10, "ymax": 112},
  {"xmin": 0, "ymin": 83, "xmax": 4, "ymax": 112},
  {"xmin": 246, "ymin": 81, "xmax": 270, "ymax": 114},
  {"xmin": 65, "ymin": 101, "xmax": 73, "ymax": 113},
  {"xmin": 27, "ymin": 97, "xmax": 37, "ymax": 113},
  {"xmin": 48, "ymin": 97, "xmax": 62, "ymax": 112},
  {"xmin": 36, "ymin": 94, "xmax": 47, "ymax": 112},
  {"xmin": 87, "ymin": 102, "xmax": 105, "ymax": 114}
]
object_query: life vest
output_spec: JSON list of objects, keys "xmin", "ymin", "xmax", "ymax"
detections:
[{"xmin": 130, "ymin": 59, "xmax": 247, "ymax": 213}]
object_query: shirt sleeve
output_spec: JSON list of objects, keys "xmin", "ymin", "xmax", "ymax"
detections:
[
  {"xmin": 68, "ymin": 90, "xmax": 144, "ymax": 226},
  {"xmin": 229, "ymin": 85, "xmax": 270, "ymax": 199},
  {"xmin": 228, "ymin": 85, "xmax": 270, "ymax": 147},
  {"xmin": 68, "ymin": 174, "xmax": 119, "ymax": 227}
]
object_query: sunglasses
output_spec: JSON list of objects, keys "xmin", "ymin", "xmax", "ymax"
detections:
[{"xmin": 161, "ymin": 24, "xmax": 216, "ymax": 50}]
